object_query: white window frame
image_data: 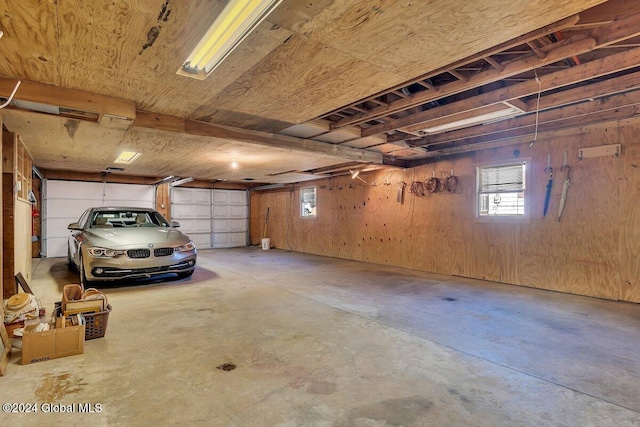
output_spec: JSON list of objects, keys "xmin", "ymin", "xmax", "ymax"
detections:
[
  {"xmin": 300, "ymin": 186, "xmax": 317, "ymax": 218},
  {"xmin": 475, "ymin": 159, "xmax": 530, "ymax": 222}
]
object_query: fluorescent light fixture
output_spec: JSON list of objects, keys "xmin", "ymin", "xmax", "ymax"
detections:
[
  {"xmin": 178, "ymin": 0, "xmax": 283, "ymax": 80},
  {"xmin": 114, "ymin": 151, "xmax": 142, "ymax": 164},
  {"xmin": 414, "ymin": 104, "xmax": 524, "ymax": 135},
  {"xmin": 11, "ymin": 99, "xmax": 60, "ymax": 115}
]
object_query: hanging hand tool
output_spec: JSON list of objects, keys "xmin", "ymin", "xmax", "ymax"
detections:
[
  {"xmin": 543, "ymin": 154, "xmax": 553, "ymax": 218},
  {"xmin": 558, "ymin": 151, "xmax": 570, "ymax": 221}
]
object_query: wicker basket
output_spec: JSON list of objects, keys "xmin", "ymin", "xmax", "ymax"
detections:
[{"xmin": 81, "ymin": 304, "xmax": 111, "ymax": 340}]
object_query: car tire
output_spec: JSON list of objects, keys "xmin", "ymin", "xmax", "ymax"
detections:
[{"xmin": 177, "ymin": 270, "xmax": 194, "ymax": 280}]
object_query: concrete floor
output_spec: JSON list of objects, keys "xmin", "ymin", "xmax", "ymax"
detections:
[{"xmin": 1, "ymin": 247, "xmax": 640, "ymax": 426}]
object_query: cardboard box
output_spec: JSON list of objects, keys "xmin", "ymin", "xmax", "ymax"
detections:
[{"xmin": 21, "ymin": 322, "xmax": 85, "ymax": 365}]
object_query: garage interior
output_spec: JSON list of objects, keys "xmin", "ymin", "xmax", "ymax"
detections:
[{"xmin": 1, "ymin": 0, "xmax": 640, "ymax": 425}]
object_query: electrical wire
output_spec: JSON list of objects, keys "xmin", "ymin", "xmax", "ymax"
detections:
[
  {"xmin": 426, "ymin": 176, "xmax": 441, "ymax": 193},
  {"xmin": 444, "ymin": 175, "xmax": 459, "ymax": 193}
]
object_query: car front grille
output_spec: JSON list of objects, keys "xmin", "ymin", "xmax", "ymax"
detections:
[
  {"xmin": 154, "ymin": 248, "xmax": 174, "ymax": 257},
  {"xmin": 127, "ymin": 249, "xmax": 151, "ymax": 259}
]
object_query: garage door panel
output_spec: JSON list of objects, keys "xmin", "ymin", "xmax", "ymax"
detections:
[
  {"xmin": 173, "ymin": 188, "xmax": 211, "ymax": 204},
  {"xmin": 229, "ymin": 192, "xmax": 246, "ymax": 205},
  {"xmin": 173, "ymin": 189, "xmax": 247, "ymax": 250},
  {"xmin": 212, "ymin": 219, "xmax": 228, "ymax": 232},
  {"xmin": 212, "ymin": 205, "xmax": 228, "ymax": 217},
  {"xmin": 173, "ymin": 203, "xmax": 210, "ymax": 219},
  {"xmin": 212, "ymin": 190, "xmax": 230, "ymax": 204},
  {"xmin": 44, "ymin": 180, "xmax": 154, "ymax": 258},
  {"xmin": 212, "ymin": 232, "xmax": 246, "ymax": 247},
  {"xmin": 47, "ymin": 237, "xmax": 69, "ymax": 258},
  {"xmin": 46, "ymin": 199, "xmax": 95, "ymax": 220},
  {"xmin": 211, "ymin": 205, "xmax": 247, "ymax": 219},
  {"xmin": 188, "ymin": 233, "xmax": 211, "ymax": 248},
  {"xmin": 45, "ymin": 218, "xmax": 75, "ymax": 238},
  {"xmin": 177, "ymin": 218, "xmax": 212, "ymax": 233},
  {"xmin": 229, "ymin": 205, "xmax": 247, "ymax": 218},
  {"xmin": 46, "ymin": 181, "xmax": 103, "ymax": 200},
  {"xmin": 106, "ymin": 184, "xmax": 154, "ymax": 202}
]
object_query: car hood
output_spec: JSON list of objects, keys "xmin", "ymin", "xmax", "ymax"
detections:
[{"xmin": 84, "ymin": 228, "xmax": 191, "ymax": 249}]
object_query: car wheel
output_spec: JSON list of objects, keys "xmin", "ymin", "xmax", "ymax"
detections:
[{"xmin": 176, "ymin": 270, "xmax": 194, "ymax": 280}]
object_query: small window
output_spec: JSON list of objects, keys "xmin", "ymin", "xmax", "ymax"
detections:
[
  {"xmin": 476, "ymin": 162, "xmax": 527, "ymax": 218},
  {"xmin": 300, "ymin": 187, "xmax": 316, "ymax": 217}
]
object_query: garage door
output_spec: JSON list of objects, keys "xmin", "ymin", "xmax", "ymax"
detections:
[
  {"xmin": 43, "ymin": 180, "xmax": 154, "ymax": 258},
  {"xmin": 171, "ymin": 188, "xmax": 213, "ymax": 249},
  {"xmin": 212, "ymin": 189, "xmax": 248, "ymax": 248},
  {"xmin": 171, "ymin": 188, "xmax": 248, "ymax": 249}
]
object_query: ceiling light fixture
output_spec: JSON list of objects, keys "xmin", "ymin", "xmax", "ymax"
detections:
[
  {"xmin": 177, "ymin": 0, "xmax": 283, "ymax": 80},
  {"xmin": 231, "ymin": 161, "xmax": 239, "ymax": 169},
  {"xmin": 415, "ymin": 104, "xmax": 524, "ymax": 135},
  {"xmin": 114, "ymin": 151, "xmax": 142, "ymax": 164}
]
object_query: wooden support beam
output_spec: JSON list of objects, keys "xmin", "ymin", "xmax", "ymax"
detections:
[
  {"xmin": 134, "ymin": 111, "xmax": 382, "ymax": 164},
  {"xmin": 502, "ymin": 99, "xmax": 528, "ymax": 112},
  {"xmin": 416, "ymin": 81, "xmax": 436, "ymax": 90},
  {"xmin": 408, "ymin": 102, "xmax": 640, "ymax": 164},
  {"xmin": 328, "ymin": 15, "xmax": 581, "ymax": 129},
  {"xmin": 364, "ymin": 46, "xmax": 640, "ymax": 138},
  {"xmin": 448, "ymin": 69, "xmax": 467, "ymax": 81},
  {"xmin": 350, "ymin": 105, "xmax": 369, "ymax": 113},
  {"xmin": 591, "ymin": 11, "xmax": 640, "ymax": 47},
  {"xmin": 370, "ymin": 99, "xmax": 389, "ymax": 107},
  {"xmin": 484, "ymin": 56, "xmax": 504, "ymax": 71},
  {"xmin": 524, "ymin": 70, "xmax": 640, "ymax": 111},
  {"xmin": 335, "ymin": 36, "xmax": 596, "ymax": 129},
  {"xmin": 527, "ymin": 40, "xmax": 547, "ymax": 58},
  {"xmin": 0, "ymin": 77, "xmax": 136, "ymax": 120},
  {"xmin": 326, "ymin": 15, "xmax": 580, "ymax": 125}
]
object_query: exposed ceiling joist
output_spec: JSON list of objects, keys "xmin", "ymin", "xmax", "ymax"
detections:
[{"xmin": 377, "ymin": 45, "xmax": 640, "ymax": 140}]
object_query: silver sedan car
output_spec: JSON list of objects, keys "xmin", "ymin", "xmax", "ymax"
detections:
[{"xmin": 68, "ymin": 207, "xmax": 197, "ymax": 286}]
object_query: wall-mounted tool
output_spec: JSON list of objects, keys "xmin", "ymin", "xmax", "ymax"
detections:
[
  {"xmin": 543, "ymin": 153, "xmax": 553, "ymax": 218},
  {"xmin": 558, "ymin": 151, "xmax": 570, "ymax": 221}
]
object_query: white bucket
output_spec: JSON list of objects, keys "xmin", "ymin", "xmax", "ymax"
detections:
[{"xmin": 261, "ymin": 238, "xmax": 271, "ymax": 250}]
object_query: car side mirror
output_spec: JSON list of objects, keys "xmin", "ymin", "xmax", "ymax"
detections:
[
  {"xmin": 68, "ymin": 222, "xmax": 83, "ymax": 231},
  {"xmin": 171, "ymin": 220, "xmax": 180, "ymax": 227}
]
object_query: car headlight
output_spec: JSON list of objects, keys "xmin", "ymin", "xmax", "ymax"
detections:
[
  {"xmin": 87, "ymin": 247, "xmax": 124, "ymax": 257},
  {"xmin": 177, "ymin": 241, "xmax": 196, "ymax": 252}
]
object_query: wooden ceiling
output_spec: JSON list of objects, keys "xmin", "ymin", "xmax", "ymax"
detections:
[{"xmin": 0, "ymin": 0, "xmax": 637, "ymax": 185}]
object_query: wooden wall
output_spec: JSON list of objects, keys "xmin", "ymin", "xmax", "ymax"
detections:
[
  {"xmin": 2, "ymin": 130, "xmax": 33, "ymax": 298},
  {"xmin": 250, "ymin": 121, "xmax": 640, "ymax": 303}
]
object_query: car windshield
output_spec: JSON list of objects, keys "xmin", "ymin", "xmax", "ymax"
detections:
[{"xmin": 89, "ymin": 210, "xmax": 170, "ymax": 228}]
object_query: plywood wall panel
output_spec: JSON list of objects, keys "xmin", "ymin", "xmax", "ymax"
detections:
[
  {"xmin": 253, "ymin": 122, "xmax": 640, "ymax": 302},
  {"xmin": 618, "ymin": 126, "xmax": 640, "ymax": 302}
]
